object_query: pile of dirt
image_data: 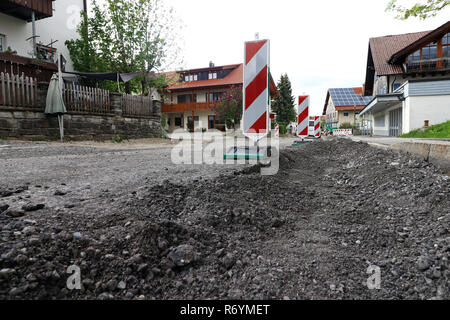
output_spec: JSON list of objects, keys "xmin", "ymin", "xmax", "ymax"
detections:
[{"xmin": 0, "ymin": 138, "xmax": 448, "ymax": 300}]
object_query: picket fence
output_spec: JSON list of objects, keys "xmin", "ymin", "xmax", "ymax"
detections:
[
  {"xmin": 0, "ymin": 72, "xmax": 38, "ymax": 108},
  {"xmin": 62, "ymin": 83, "xmax": 111, "ymax": 114}
]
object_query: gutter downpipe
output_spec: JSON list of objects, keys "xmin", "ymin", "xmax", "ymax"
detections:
[{"xmin": 31, "ymin": 11, "xmax": 37, "ymax": 58}]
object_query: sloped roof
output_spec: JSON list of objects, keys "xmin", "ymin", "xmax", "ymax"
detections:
[
  {"xmin": 167, "ymin": 64, "xmax": 244, "ymax": 91},
  {"xmin": 369, "ymin": 31, "xmax": 430, "ymax": 76},
  {"xmin": 160, "ymin": 63, "xmax": 279, "ymax": 97},
  {"xmin": 390, "ymin": 21, "xmax": 450, "ymax": 64},
  {"xmin": 323, "ymin": 87, "xmax": 372, "ymax": 115}
]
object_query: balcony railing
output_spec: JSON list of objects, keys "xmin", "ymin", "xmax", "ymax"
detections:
[
  {"xmin": 0, "ymin": 0, "xmax": 54, "ymax": 21},
  {"xmin": 406, "ymin": 57, "xmax": 450, "ymax": 73},
  {"xmin": 162, "ymin": 102, "xmax": 216, "ymax": 113}
]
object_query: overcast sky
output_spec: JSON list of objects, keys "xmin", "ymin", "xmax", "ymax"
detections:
[{"xmin": 163, "ymin": 0, "xmax": 449, "ymax": 115}]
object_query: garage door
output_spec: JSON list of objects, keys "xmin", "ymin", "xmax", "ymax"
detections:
[{"xmin": 389, "ymin": 108, "xmax": 402, "ymax": 137}]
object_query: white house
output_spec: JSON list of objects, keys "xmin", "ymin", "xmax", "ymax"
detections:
[
  {"xmin": 360, "ymin": 21, "xmax": 450, "ymax": 136},
  {"xmin": 0, "ymin": 0, "xmax": 86, "ymax": 81}
]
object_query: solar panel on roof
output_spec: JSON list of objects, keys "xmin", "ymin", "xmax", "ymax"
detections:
[{"xmin": 329, "ymin": 88, "xmax": 372, "ymax": 106}]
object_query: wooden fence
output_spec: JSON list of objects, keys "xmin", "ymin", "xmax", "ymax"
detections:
[
  {"xmin": 122, "ymin": 94, "xmax": 153, "ymax": 117},
  {"xmin": 1, "ymin": 72, "xmax": 156, "ymax": 118},
  {"xmin": 0, "ymin": 72, "xmax": 38, "ymax": 108},
  {"xmin": 63, "ymin": 83, "xmax": 111, "ymax": 114}
]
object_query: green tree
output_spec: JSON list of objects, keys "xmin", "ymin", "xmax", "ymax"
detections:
[
  {"xmin": 65, "ymin": 0, "xmax": 182, "ymax": 93},
  {"xmin": 271, "ymin": 74, "xmax": 296, "ymax": 124},
  {"xmin": 212, "ymin": 86, "xmax": 243, "ymax": 130},
  {"xmin": 386, "ymin": 0, "xmax": 449, "ymax": 19}
]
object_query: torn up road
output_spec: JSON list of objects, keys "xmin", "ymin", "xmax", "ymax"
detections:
[{"xmin": 0, "ymin": 139, "xmax": 449, "ymax": 300}]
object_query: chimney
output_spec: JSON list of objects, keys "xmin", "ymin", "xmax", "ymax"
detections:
[{"xmin": 209, "ymin": 61, "xmax": 215, "ymax": 68}]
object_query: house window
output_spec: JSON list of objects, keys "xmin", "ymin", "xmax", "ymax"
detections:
[
  {"xmin": 189, "ymin": 75, "xmax": 193, "ymax": 82},
  {"xmin": 422, "ymin": 41, "xmax": 438, "ymax": 60},
  {"xmin": 393, "ymin": 83, "xmax": 401, "ymax": 91},
  {"xmin": 185, "ymin": 75, "xmax": 189, "ymax": 82},
  {"xmin": 407, "ymin": 35, "xmax": 450, "ymax": 71},
  {"xmin": 0, "ymin": 34, "xmax": 5, "ymax": 52},
  {"xmin": 208, "ymin": 72, "xmax": 217, "ymax": 80},
  {"xmin": 187, "ymin": 116, "xmax": 199, "ymax": 126},
  {"xmin": 194, "ymin": 74, "xmax": 198, "ymax": 81},
  {"xmin": 207, "ymin": 92, "xmax": 223, "ymax": 102},
  {"xmin": 178, "ymin": 94, "xmax": 196, "ymax": 103},
  {"xmin": 443, "ymin": 33, "xmax": 450, "ymax": 59},
  {"xmin": 175, "ymin": 117, "xmax": 182, "ymax": 126},
  {"xmin": 344, "ymin": 112, "xmax": 349, "ymax": 117},
  {"xmin": 442, "ymin": 33, "xmax": 449, "ymax": 45},
  {"xmin": 408, "ymin": 49, "xmax": 421, "ymax": 61}
]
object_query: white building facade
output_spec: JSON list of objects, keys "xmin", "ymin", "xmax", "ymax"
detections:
[
  {"xmin": 0, "ymin": 0, "xmax": 85, "ymax": 74},
  {"xmin": 361, "ymin": 21, "xmax": 450, "ymax": 136},
  {"xmin": 364, "ymin": 79, "xmax": 450, "ymax": 136}
]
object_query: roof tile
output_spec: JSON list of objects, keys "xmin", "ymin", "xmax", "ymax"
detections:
[
  {"xmin": 369, "ymin": 31, "xmax": 431, "ymax": 75},
  {"xmin": 166, "ymin": 64, "xmax": 243, "ymax": 91}
]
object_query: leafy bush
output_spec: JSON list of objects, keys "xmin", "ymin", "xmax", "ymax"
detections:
[
  {"xmin": 339, "ymin": 122, "xmax": 356, "ymax": 129},
  {"xmin": 161, "ymin": 113, "xmax": 167, "ymax": 130}
]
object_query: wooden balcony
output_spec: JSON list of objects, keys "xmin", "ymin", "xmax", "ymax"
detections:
[
  {"xmin": 162, "ymin": 102, "xmax": 216, "ymax": 113},
  {"xmin": 0, "ymin": 0, "xmax": 54, "ymax": 22},
  {"xmin": 0, "ymin": 52, "xmax": 57, "ymax": 82}
]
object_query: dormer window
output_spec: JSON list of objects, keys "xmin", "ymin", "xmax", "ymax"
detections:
[
  {"xmin": 184, "ymin": 74, "xmax": 199, "ymax": 82},
  {"xmin": 208, "ymin": 72, "xmax": 217, "ymax": 80}
]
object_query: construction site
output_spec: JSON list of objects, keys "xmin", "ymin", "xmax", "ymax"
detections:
[
  {"xmin": 0, "ymin": 0, "xmax": 449, "ymax": 308},
  {"xmin": 0, "ymin": 137, "xmax": 448, "ymax": 300}
]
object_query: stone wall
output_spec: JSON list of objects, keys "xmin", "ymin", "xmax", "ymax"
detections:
[{"xmin": 0, "ymin": 84, "xmax": 161, "ymax": 140}]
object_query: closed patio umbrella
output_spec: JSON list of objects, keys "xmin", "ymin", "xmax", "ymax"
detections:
[{"xmin": 45, "ymin": 74, "xmax": 67, "ymax": 142}]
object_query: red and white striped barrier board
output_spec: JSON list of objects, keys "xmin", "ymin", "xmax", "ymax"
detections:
[
  {"xmin": 314, "ymin": 116, "xmax": 321, "ymax": 138},
  {"xmin": 243, "ymin": 39, "xmax": 270, "ymax": 142},
  {"xmin": 297, "ymin": 96, "xmax": 309, "ymax": 138},
  {"xmin": 274, "ymin": 123, "xmax": 279, "ymax": 138}
]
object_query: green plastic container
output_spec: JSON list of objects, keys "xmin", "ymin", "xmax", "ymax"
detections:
[{"xmin": 224, "ymin": 146, "xmax": 264, "ymax": 160}]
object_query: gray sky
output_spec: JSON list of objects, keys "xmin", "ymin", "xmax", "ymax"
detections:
[{"xmin": 164, "ymin": 0, "xmax": 449, "ymax": 115}]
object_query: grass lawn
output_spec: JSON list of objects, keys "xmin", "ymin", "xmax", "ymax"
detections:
[{"xmin": 400, "ymin": 121, "xmax": 450, "ymax": 138}]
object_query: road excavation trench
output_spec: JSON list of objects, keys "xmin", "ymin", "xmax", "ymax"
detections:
[{"xmin": 0, "ymin": 138, "xmax": 449, "ymax": 299}]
